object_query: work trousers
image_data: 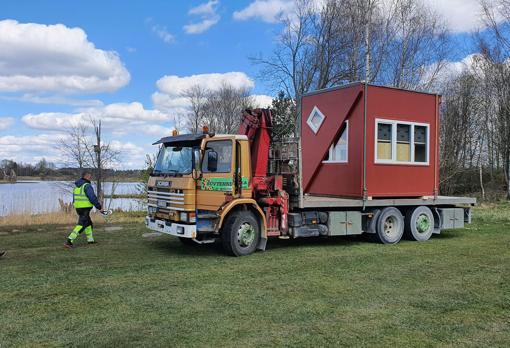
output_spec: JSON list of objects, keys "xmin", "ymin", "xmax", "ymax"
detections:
[{"xmin": 67, "ymin": 208, "xmax": 94, "ymax": 243}]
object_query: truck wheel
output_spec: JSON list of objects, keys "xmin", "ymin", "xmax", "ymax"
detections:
[
  {"xmin": 221, "ymin": 210, "xmax": 260, "ymax": 257},
  {"xmin": 374, "ymin": 207, "xmax": 404, "ymax": 244},
  {"xmin": 404, "ymin": 206, "xmax": 434, "ymax": 241},
  {"xmin": 178, "ymin": 237, "xmax": 197, "ymax": 246}
]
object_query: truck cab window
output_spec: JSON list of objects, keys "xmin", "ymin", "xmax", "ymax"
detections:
[{"xmin": 202, "ymin": 140, "xmax": 232, "ymax": 173}]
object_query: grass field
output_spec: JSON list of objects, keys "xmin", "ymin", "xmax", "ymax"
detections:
[{"xmin": 1, "ymin": 205, "xmax": 509, "ymax": 347}]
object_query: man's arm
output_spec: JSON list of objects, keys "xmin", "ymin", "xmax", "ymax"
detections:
[{"xmin": 85, "ymin": 184, "xmax": 102, "ymax": 210}]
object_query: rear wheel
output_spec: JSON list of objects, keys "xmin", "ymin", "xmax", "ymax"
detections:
[
  {"xmin": 404, "ymin": 206, "xmax": 434, "ymax": 241},
  {"xmin": 221, "ymin": 210, "xmax": 260, "ymax": 256},
  {"xmin": 373, "ymin": 207, "xmax": 404, "ymax": 244}
]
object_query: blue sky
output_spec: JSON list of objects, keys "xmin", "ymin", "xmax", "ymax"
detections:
[{"xmin": 0, "ymin": 0, "xmax": 491, "ymax": 168}]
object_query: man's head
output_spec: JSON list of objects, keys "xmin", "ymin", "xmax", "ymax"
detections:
[{"xmin": 81, "ymin": 170, "xmax": 93, "ymax": 181}]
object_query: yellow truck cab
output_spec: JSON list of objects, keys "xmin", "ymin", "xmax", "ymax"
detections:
[{"xmin": 145, "ymin": 131, "xmax": 267, "ymax": 256}]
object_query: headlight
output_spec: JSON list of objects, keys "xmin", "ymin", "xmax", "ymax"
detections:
[
  {"xmin": 189, "ymin": 212, "xmax": 196, "ymax": 223},
  {"xmin": 148, "ymin": 206, "xmax": 157, "ymax": 214},
  {"xmin": 180, "ymin": 212, "xmax": 187, "ymax": 221}
]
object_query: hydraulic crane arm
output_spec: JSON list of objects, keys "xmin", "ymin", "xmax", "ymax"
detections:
[{"xmin": 238, "ymin": 108, "xmax": 273, "ymax": 178}]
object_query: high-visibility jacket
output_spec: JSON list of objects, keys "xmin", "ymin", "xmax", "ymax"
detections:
[{"xmin": 73, "ymin": 183, "xmax": 94, "ymax": 208}]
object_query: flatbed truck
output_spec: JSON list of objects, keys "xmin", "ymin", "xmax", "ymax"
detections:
[{"xmin": 145, "ymin": 83, "xmax": 475, "ymax": 256}]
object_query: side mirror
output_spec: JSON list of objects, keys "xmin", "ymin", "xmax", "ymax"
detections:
[{"xmin": 207, "ymin": 150, "xmax": 218, "ymax": 172}]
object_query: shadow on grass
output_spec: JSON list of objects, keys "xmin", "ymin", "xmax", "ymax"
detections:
[
  {"xmin": 148, "ymin": 238, "xmax": 224, "ymax": 257},
  {"xmin": 263, "ymin": 234, "xmax": 368, "ymax": 251}
]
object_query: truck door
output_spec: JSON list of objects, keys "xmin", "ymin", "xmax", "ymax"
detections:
[{"xmin": 196, "ymin": 139, "xmax": 235, "ymax": 211}]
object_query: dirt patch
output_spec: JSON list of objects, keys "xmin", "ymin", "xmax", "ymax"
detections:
[
  {"xmin": 142, "ymin": 232, "xmax": 163, "ymax": 239},
  {"xmin": 103, "ymin": 226, "xmax": 123, "ymax": 232}
]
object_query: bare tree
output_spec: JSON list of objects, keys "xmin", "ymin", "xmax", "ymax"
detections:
[
  {"xmin": 85, "ymin": 118, "xmax": 120, "ymax": 203},
  {"xmin": 57, "ymin": 118, "xmax": 121, "ymax": 206},
  {"xmin": 182, "ymin": 85, "xmax": 209, "ymax": 133},
  {"xmin": 56, "ymin": 123, "xmax": 90, "ymax": 169},
  {"xmin": 253, "ymin": 0, "xmax": 451, "ymax": 101}
]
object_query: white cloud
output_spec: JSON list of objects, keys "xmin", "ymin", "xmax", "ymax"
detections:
[
  {"xmin": 235, "ymin": 0, "xmax": 496, "ymax": 33},
  {"xmin": 0, "ymin": 133, "xmax": 151, "ymax": 169},
  {"xmin": 421, "ymin": 0, "xmax": 486, "ymax": 33},
  {"xmin": 0, "ymin": 133, "xmax": 68, "ymax": 164},
  {"xmin": 0, "ymin": 94, "xmax": 104, "ymax": 107},
  {"xmin": 184, "ymin": 0, "xmax": 220, "ymax": 34},
  {"xmin": 252, "ymin": 94, "xmax": 274, "ymax": 108},
  {"xmin": 21, "ymin": 102, "xmax": 174, "ymax": 137},
  {"xmin": 422, "ymin": 53, "xmax": 485, "ymax": 91},
  {"xmin": 151, "ymin": 24, "xmax": 175, "ymax": 44},
  {"xmin": 0, "ymin": 117, "xmax": 15, "ymax": 131},
  {"xmin": 0, "ymin": 20, "xmax": 130, "ymax": 94},
  {"xmin": 233, "ymin": 0, "xmax": 294, "ymax": 23},
  {"xmin": 152, "ymin": 72, "xmax": 255, "ymax": 113}
]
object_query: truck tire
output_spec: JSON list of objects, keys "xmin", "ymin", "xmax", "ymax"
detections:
[
  {"xmin": 373, "ymin": 207, "xmax": 404, "ymax": 244},
  {"xmin": 404, "ymin": 206, "xmax": 434, "ymax": 241},
  {"xmin": 178, "ymin": 237, "xmax": 197, "ymax": 246},
  {"xmin": 221, "ymin": 210, "xmax": 260, "ymax": 256}
]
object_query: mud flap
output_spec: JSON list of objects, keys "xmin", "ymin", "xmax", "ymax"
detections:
[{"xmin": 257, "ymin": 237, "xmax": 267, "ymax": 251}]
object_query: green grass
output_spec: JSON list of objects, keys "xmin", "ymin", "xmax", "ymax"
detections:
[{"xmin": 1, "ymin": 206, "xmax": 509, "ymax": 347}]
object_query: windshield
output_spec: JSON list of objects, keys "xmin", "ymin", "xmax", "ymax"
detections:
[{"xmin": 154, "ymin": 146, "xmax": 193, "ymax": 175}]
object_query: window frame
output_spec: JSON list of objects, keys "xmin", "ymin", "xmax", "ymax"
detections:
[
  {"xmin": 374, "ymin": 118, "xmax": 430, "ymax": 166},
  {"xmin": 201, "ymin": 139, "xmax": 234, "ymax": 174},
  {"xmin": 322, "ymin": 120, "xmax": 349, "ymax": 164},
  {"xmin": 307, "ymin": 106, "xmax": 326, "ymax": 134}
]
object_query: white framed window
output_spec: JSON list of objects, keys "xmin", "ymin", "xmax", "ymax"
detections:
[
  {"xmin": 323, "ymin": 121, "xmax": 348, "ymax": 163},
  {"xmin": 307, "ymin": 106, "xmax": 325, "ymax": 134},
  {"xmin": 375, "ymin": 118, "xmax": 429, "ymax": 165}
]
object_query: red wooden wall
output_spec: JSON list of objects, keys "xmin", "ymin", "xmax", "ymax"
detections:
[{"xmin": 301, "ymin": 83, "xmax": 439, "ymax": 199}]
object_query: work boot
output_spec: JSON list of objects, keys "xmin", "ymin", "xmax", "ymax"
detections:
[
  {"xmin": 0, "ymin": 250, "xmax": 6, "ymax": 258},
  {"xmin": 64, "ymin": 240, "xmax": 74, "ymax": 249}
]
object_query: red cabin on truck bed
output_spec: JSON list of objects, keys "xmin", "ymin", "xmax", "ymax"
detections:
[{"xmin": 300, "ymin": 83, "xmax": 440, "ymax": 199}]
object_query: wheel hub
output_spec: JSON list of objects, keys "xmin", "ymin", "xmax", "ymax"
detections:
[
  {"xmin": 384, "ymin": 216, "xmax": 396, "ymax": 236},
  {"xmin": 416, "ymin": 214, "xmax": 431, "ymax": 233},
  {"xmin": 237, "ymin": 222, "xmax": 255, "ymax": 247}
]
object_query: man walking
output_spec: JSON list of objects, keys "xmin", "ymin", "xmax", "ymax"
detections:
[{"xmin": 64, "ymin": 171, "xmax": 102, "ymax": 249}]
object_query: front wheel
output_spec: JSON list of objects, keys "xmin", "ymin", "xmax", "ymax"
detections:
[{"xmin": 221, "ymin": 210, "xmax": 260, "ymax": 256}]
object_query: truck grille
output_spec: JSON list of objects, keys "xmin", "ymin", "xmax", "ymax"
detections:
[{"xmin": 148, "ymin": 189, "xmax": 185, "ymax": 211}]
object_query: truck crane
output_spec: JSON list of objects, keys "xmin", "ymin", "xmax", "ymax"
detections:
[{"xmin": 145, "ymin": 83, "xmax": 475, "ymax": 256}]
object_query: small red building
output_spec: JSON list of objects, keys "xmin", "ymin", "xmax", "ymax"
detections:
[{"xmin": 300, "ymin": 83, "xmax": 440, "ymax": 198}]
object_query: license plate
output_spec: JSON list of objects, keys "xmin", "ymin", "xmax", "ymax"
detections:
[{"xmin": 157, "ymin": 200, "xmax": 167, "ymax": 208}]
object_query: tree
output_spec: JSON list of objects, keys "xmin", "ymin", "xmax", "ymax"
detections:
[
  {"xmin": 57, "ymin": 124, "xmax": 89, "ymax": 169},
  {"xmin": 182, "ymin": 85, "xmax": 209, "ymax": 134},
  {"xmin": 57, "ymin": 118, "xmax": 120, "ymax": 205},
  {"xmin": 253, "ymin": 0, "xmax": 451, "ymax": 99},
  {"xmin": 271, "ymin": 91, "xmax": 297, "ymax": 140}
]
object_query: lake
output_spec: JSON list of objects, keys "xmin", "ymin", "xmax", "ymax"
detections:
[{"xmin": 0, "ymin": 181, "xmax": 145, "ymax": 216}]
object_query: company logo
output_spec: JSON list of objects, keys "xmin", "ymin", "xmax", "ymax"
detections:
[{"xmin": 156, "ymin": 180, "xmax": 171, "ymax": 187}]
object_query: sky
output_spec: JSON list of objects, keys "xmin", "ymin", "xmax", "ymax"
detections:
[{"xmin": 0, "ymin": 0, "xmax": 494, "ymax": 169}]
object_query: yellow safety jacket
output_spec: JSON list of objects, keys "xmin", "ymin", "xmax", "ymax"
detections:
[{"xmin": 73, "ymin": 183, "xmax": 94, "ymax": 209}]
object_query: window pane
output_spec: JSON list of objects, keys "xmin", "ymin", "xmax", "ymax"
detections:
[
  {"xmin": 377, "ymin": 123, "xmax": 392, "ymax": 141},
  {"xmin": 397, "ymin": 124, "xmax": 410, "ymax": 143},
  {"xmin": 396, "ymin": 124, "xmax": 411, "ymax": 162},
  {"xmin": 377, "ymin": 123, "xmax": 392, "ymax": 160},
  {"xmin": 202, "ymin": 140, "xmax": 232, "ymax": 173},
  {"xmin": 414, "ymin": 126, "xmax": 427, "ymax": 162},
  {"xmin": 311, "ymin": 112, "xmax": 322, "ymax": 128},
  {"xmin": 332, "ymin": 124, "xmax": 348, "ymax": 162}
]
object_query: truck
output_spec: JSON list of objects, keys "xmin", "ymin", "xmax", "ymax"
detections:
[{"xmin": 145, "ymin": 82, "xmax": 476, "ymax": 256}]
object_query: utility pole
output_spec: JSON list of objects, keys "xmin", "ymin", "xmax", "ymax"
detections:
[{"xmin": 93, "ymin": 120, "xmax": 103, "ymax": 205}]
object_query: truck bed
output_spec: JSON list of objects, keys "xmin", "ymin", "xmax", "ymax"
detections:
[{"xmin": 301, "ymin": 195, "xmax": 476, "ymax": 209}]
